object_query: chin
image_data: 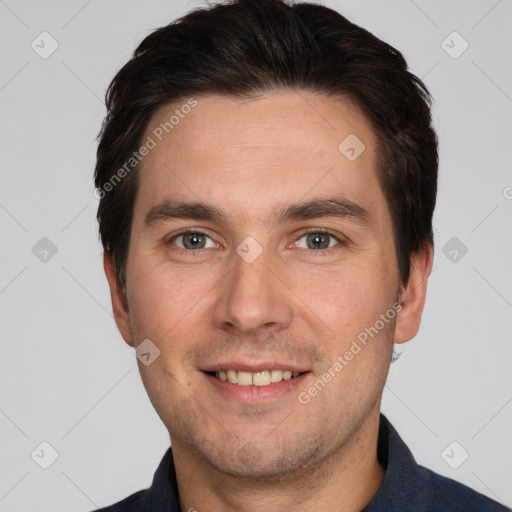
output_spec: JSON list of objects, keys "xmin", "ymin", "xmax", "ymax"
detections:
[{"xmin": 194, "ymin": 434, "xmax": 324, "ymax": 480}]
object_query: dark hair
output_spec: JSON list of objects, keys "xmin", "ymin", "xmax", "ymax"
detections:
[{"xmin": 95, "ymin": 0, "xmax": 438, "ymax": 292}]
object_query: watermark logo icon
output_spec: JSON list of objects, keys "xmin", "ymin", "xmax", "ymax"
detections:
[
  {"xmin": 441, "ymin": 441, "xmax": 469, "ymax": 469},
  {"xmin": 31, "ymin": 32, "xmax": 59, "ymax": 59},
  {"xmin": 135, "ymin": 339, "xmax": 161, "ymax": 366},
  {"xmin": 32, "ymin": 237, "xmax": 58, "ymax": 263},
  {"xmin": 339, "ymin": 134, "xmax": 366, "ymax": 161},
  {"xmin": 31, "ymin": 441, "xmax": 59, "ymax": 469},
  {"xmin": 236, "ymin": 236, "xmax": 263, "ymax": 264},
  {"xmin": 442, "ymin": 236, "xmax": 468, "ymax": 263},
  {"xmin": 441, "ymin": 31, "xmax": 469, "ymax": 59}
]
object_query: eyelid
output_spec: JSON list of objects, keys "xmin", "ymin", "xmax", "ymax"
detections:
[{"xmin": 296, "ymin": 227, "xmax": 344, "ymax": 239}]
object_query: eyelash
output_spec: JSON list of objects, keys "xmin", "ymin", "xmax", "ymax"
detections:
[{"xmin": 165, "ymin": 228, "xmax": 346, "ymax": 253}]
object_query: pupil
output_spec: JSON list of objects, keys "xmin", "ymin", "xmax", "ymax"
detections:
[
  {"xmin": 308, "ymin": 233, "xmax": 328, "ymax": 249},
  {"xmin": 185, "ymin": 233, "xmax": 204, "ymax": 249}
]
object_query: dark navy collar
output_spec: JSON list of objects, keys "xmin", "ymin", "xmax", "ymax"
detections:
[
  {"xmin": 363, "ymin": 413, "xmax": 431, "ymax": 511},
  {"xmin": 363, "ymin": 415, "xmax": 507, "ymax": 511},
  {"xmin": 141, "ymin": 445, "xmax": 180, "ymax": 511}
]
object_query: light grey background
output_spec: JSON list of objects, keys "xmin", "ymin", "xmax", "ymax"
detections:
[{"xmin": 0, "ymin": 0, "xmax": 511, "ymax": 510}]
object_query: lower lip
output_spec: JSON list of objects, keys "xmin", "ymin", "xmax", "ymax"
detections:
[{"xmin": 202, "ymin": 371, "xmax": 309, "ymax": 403}]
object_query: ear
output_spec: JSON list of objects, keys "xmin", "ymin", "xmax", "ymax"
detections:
[
  {"xmin": 394, "ymin": 243, "xmax": 433, "ymax": 344},
  {"xmin": 103, "ymin": 252, "xmax": 135, "ymax": 347}
]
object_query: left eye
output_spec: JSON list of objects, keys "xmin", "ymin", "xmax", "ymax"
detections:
[{"xmin": 294, "ymin": 231, "xmax": 341, "ymax": 250}]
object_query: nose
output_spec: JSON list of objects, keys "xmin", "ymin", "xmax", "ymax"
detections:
[{"xmin": 212, "ymin": 240, "xmax": 294, "ymax": 335}]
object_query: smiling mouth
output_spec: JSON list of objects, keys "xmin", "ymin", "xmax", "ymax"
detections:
[{"xmin": 206, "ymin": 369, "xmax": 306, "ymax": 387}]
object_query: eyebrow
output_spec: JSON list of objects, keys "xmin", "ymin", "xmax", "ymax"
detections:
[{"xmin": 143, "ymin": 196, "xmax": 372, "ymax": 230}]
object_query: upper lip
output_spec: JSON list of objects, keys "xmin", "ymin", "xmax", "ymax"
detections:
[{"xmin": 201, "ymin": 361, "xmax": 309, "ymax": 373}]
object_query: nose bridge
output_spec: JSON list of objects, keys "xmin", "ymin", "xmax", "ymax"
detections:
[{"xmin": 212, "ymin": 237, "xmax": 293, "ymax": 333}]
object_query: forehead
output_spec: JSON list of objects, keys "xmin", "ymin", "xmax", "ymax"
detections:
[
  {"xmin": 142, "ymin": 91, "xmax": 375, "ymax": 165},
  {"xmin": 133, "ymin": 91, "xmax": 387, "ymax": 230}
]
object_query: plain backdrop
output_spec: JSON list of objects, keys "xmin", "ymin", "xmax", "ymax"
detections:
[{"xmin": 0, "ymin": 0, "xmax": 511, "ymax": 510}]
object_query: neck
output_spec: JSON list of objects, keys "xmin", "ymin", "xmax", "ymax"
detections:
[{"xmin": 172, "ymin": 408, "xmax": 385, "ymax": 512}]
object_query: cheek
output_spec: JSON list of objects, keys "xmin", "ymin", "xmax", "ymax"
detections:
[
  {"xmin": 297, "ymin": 262, "xmax": 391, "ymax": 336},
  {"xmin": 128, "ymin": 261, "xmax": 193, "ymax": 344},
  {"xmin": 126, "ymin": 254, "xmax": 225, "ymax": 376}
]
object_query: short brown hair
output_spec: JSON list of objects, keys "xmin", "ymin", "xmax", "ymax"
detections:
[{"xmin": 95, "ymin": 0, "xmax": 438, "ymax": 291}]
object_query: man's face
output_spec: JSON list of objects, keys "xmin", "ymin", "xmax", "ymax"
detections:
[{"xmin": 119, "ymin": 92, "xmax": 402, "ymax": 477}]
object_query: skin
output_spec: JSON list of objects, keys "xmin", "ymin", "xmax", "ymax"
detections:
[{"xmin": 104, "ymin": 90, "xmax": 433, "ymax": 512}]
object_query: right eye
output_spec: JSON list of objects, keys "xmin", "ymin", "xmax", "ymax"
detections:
[{"xmin": 166, "ymin": 230, "xmax": 219, "ymax": 250}]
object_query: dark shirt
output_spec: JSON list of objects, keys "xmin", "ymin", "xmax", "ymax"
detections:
[{"xmin": 93, "ymin": 414, "xmax": 509, "ymax": 511}]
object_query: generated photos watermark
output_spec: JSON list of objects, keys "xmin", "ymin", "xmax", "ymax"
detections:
[
  {"xmin": 298, "ymin": 301, "xmax": 402, "ymax": 405},
  {"xmin": 94, "ymin": 98, "xmax": 198, "ymax": 199}
]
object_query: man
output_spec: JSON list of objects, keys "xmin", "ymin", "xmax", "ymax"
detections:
[{"xmin": 93, "ymin": 0, "xmax": 509, "ymax": 510}]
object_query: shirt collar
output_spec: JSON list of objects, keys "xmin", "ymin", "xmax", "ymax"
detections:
[
  {"xmin": 142, "ymin": 445, "xmax": 180, "ymax": 511},
  {"xmin": 362, "ymin": 413, "xmax": 432, "ymax": 511}
]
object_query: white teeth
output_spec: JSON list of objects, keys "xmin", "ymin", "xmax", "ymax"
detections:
[
  {"xmin": 270, "ymin": 370, "xmax": 283, "ymax": 382},
  {"xmin": 214, "ymin": 369, "xmax": 302, "ymax": 386},
  {"xmin": 253, "ymin": 371, "xmax": 271, "ymax": 386},
  {"xmin": 227, "ymin": 370, "xmax": 238, "ymax": 384},
  {"xmin": 237, "ymin": 371, "xmax": 253, "ymax": 386}
]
